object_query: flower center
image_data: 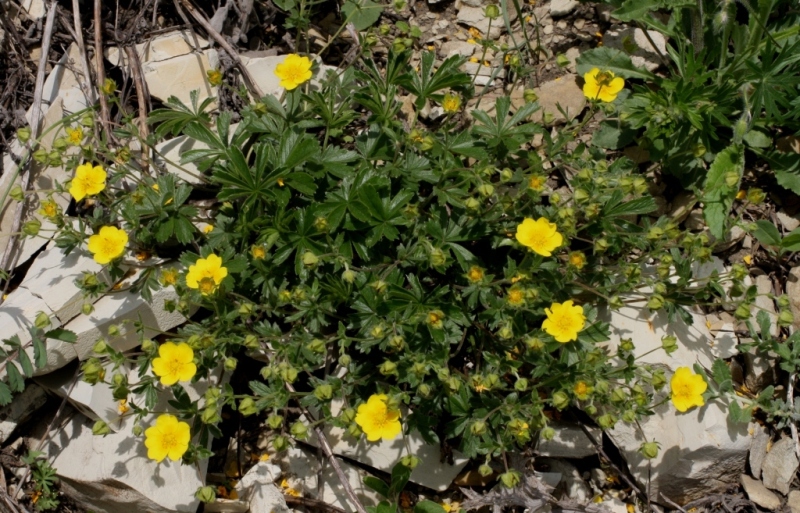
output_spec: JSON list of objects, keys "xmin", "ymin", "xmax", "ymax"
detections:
[
  {"xmin": 102, "ymin": 237, "xmax": 120, "ymax": 257},
  {"xmin": 160, "ymin": 431, "xmax": 178, "ymax": 451},
  {"xmin": 555, "ymin": 313, "xmax": 574, "ymax": 333},
  {"xmin": 199, "ymin": 277, "xmax": 217, "ymax": 294},
  {"xmin": 167, "ymin": 358, "xmax": 184, "ymax": 377},
  {"xmin": 285, "ymin": 65, "xmax": 304, "ymax": 83}
]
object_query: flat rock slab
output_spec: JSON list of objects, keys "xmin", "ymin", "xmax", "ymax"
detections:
[
  {"xmin": 603, "ymin": 28, "xmax": 667, "ymax": 72},
  {"xmin": 536, "ymin": 422, "xmax": 600, "ymax": 459},
  {"xmin": 741, "ymin": 474, "xmax": 782, "ymax": 510},
  {"xmin": 45, "ymin": 413, "xmax": 206, "ymax": 513},
  {"xmin": 761, "ymin": 437, "xmax": 799, "ymax": 495},
  {"xmin": 529, "ymin": 75, "xmax": 587, "ymax": 125},
  {"xmin": 749, "ymin": 423, "xmax": 770, "ymax": 480}
]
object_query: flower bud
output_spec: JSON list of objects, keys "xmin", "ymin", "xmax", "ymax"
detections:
[
  {"xmin": 418, "ymin": 383, "xmax": 432, "ymax": 397},
  {"xmin": 92, "ymin": 420, "xmax": 111, "ymax": 436},
  {"xmin": 370, "ymin": 324, "xmax": 385, "ymax": 338},
  {"xmin": 53, "ymin": 137, "xmax": 68, "ymax": 152},
  {"xmin": 371, "ymin": 280, "xmax": 388, "ymax": 294},
  {"xmin": 400, "ymin": 455, "xmax": 420, "ymax": 469},
  {"xmin": 279, "ymin": 364, "xmax": 298, "ymax": 383},
  {"xmin": 340, "ymin": 408, "xmax": 357, "ymax": 423},
  {"xmin": 22, "ymin": 219, "xmax": 41, "ymax": 237},
  {"xmin": 525, "ymin": 336, "xmax": 544, "ymax": 351},
  {"xmin": 314, "ymin": 216, "xmax": 329, "ymax": 232},
  {"xmin": 484, "ymin": 4, "xmax": 500, "ymax": 18},
  {"xmin": 500, "ymin": 168, "xmax": 513, "ymax": 182},
  {"xmin": 777, "ymin": 295, "xmax": 791, "ymax": 309},
  {"xmin": 302, "ymin": 251, "xmax": 319, "ymax": 268},
  {"xmin": 272, "ymin": 435, "xmax": 289, "ymax": 452},
  {"xmin": 497, "ymin": 324, "xmax": 513, "ymax": 340},
  {"xmin": 735, "ymin": 303, "xmax": 751, "ymax": 320},
  {"xmin": 479, "ymin": 463, "xmax": 493, "ymax": 477},
  {"xmin": 611, "ymin": 388, "xmax": 628, "ymax": 403},
  {"xmin": 464, "ymin": 197, "xmax": 480, "ymax": 210},
  {"xmin": 239, "ymin": 303, "xmax": 255, "ymax": 316},
  {"xmin": 779, "ymin": 310, "xmax": 794, "ymax": 327},
  {"xmin": 9, "ymin": 185, "xmax": 24, "ymax": 202},
  {"xmin": 471, "ymin": 420, "xmax": 487, "ymax": 436},
  {"xmin": 747, "ymin": 188, "xmax": 766, "ymax": 205},
  {"xmin": 224, "ymin": 357, "xmax": 238, "ymax": 372},
  {"xmin": 17, "ymin": 126, "xmax": 32, "ymax": 143},
  {"xmin": 348, "ymin": 422, "xmax": 363, "ymax": 438},
  {"xmin": 131, "ymin": 422, "xmax": 143, "ymax": 436},
  {"xmin": 430, "ymin": 247, "xmax": 447, "ymax": 267},
  {"xmin": 314, "ymin": 384, "xmax": 334, "ymax": 401},
  {"xmin": 661, "ymin": 335, "xmax": 678, "ymax": 354},
  {"xmin": 594, "ymin": 238, "xmax": 610, "ymax": 253},
  {"xmin": 619, "ymin": 338, "xmax": 634, "ymax": 352},
  {"xmin": 477, "ymin": 184, "xmax": 494, "ymax": 197},
  {"xmin": 107, "ymin": 324, "xmax": 121, "ymax": 337},
  {"xmin": 552, "ymin": 390, "xmax": 570, "ymax": 410},
  {"xmin": 101, "ymin": 78, "xmax": 117, "ymax": 95},
  {"xmin": 244, "ymin": 334, "xmax": 259, "ymax": 350},
  {"xmin": 195, "ymin": 486, "xmax": 216, "ymax": 504},
  {"xmin": 651, "ymin": 369, "xmax": 667, "ymax": 390},
  {"xmin": 32, "ymin": 311, "xmax": 50, "ymax": 329},
  {"xmin": 82, "ymin": 358, "xmax": 105, "ymax": 384},
  {"xmin": 597, "ymin": 414, "xmax": 616, "ymax": 429},
  {"xmin": 446, "ymin": 376, "xmax": 461, "ymax": 392},
  {"xmin": 93, "ymin": 339, "xmax": 108, "ymax": 354},
  {"xmin": 647, "ymin": 294, "xmax": 665, "ymax": 311},
  {"xmin": 33, "ymin": 148, "xmax": 48, "ymax": 164},
  {"xmin": 500, "ymin": 470, "xmax": 521, "ymax": 488},
  {"xmin": 339, "ymin": 354, "xmax": 352, "ymax": 367},
  {"xmin": 523, "ymin": 89, "xmax": 538, "ymax": 103},
  {"xmin": 724, "ymin": 171, "xmax": 740, "ymax": 188},
  {"xmin": 201, "ymin": 407, "xmax": 220, "ymax": 424},
  {"xmin": 82, "ymin": 302, "xmax": 94, "ymax": 315},
  {"xmin": 622, "ymin": 409, "xmax": 636, "ymax": 423},
  {"xmin": 640, "ymin": 441, "xmax": 659, "ymax": 459},
  {"xmin": 290, "ymin": 421, "xmax": 308, "ymax": 439},
  {"xmin": 515, "ymin": 378, "xmax": 528, "ymax": 391},
  {"xmin": 541, "ymin": 426, "xmax": 555, "ymax": 441},
  {"xmin": 342, "ymin": 269, "xmax": 357, "ymax": 284},
  {"xmin": 379, "ymin": 360, "xmax": 398, "ymax": 376},
  {"xmin": 239, "ymin": 397, "xmax": 258, "ymax": 416}
]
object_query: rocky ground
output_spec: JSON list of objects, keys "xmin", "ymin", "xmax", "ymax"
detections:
[{"xmin": 0, "ymin": 0, "xmax": 799, "ymax": 512}]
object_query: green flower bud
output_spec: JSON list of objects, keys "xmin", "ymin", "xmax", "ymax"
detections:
[
  {"xmin": 661, "ymin": 335, "xmax": 678, "ymax": 354},
  {"xmin": 272, "ymin": 435, "xmax": 289, "ymax": 452},
  {"xmin": 260, "ymin": 366, "xmax": 274, "ymax": 380},
  {"xmin": 379, "ymin": 23, "xmax": 391, "ymax": 35},
  {"xmin": 594, "ymin": 238, "xmax": 610, "ymax": 253},
  {"xmin": 400, "ymin": 455, "xmax": 420, "ymax": 469},
  {"xmin": 647, "ymin": 294, "xmax": 665, "ymax": 311},
  {"xmin": 479, "ymin": 463, "xmax": 493, "ymax": 477},
  {"xmin": 340, "ymin": 408, "xmax": 357, "ymax": 423},
  {"xmin": 777, "ymin": 295, "xmax": 791, "ymax": 309},
  {"xmin": 500, "ymin": 168, "xmax": 514, "ymax": 182},
  {"xmin": 653, "ymin": 282, "xmax": 667, "ymax": 295},
  {"xmin": 108, "ymin": 324, "xmax": 122, "ymax": 338},
  {"xmin": 552, "ymin": 390, "xmax": 570, "ymax": 410},
  {"xmin": 78, "ymin": 301, "xmax": 92, "ymax": 315},
  {"xmin": 595, "ymin": 380, "xmax": 609, "ymax": 395},
  {"xmin": 33, "ymin": 311, "xmax": 50, "ymax": 329},
  {"xmin": 201, "ymin": 407, "xmax": 220, "ymax": 424},
  {"xmin": 347, "ymin": 422, "xmax": 363, "ymax": 438},
  {"xmin": 23, "ymin": 219, "xmax": 41, "ymax": 237},
  {"xmin": 556, "ymin": 53, "xmax": 570, "ymax": 67},
  {"xmin": 550, "ymin": 192, "xmax": 562, "ymax": 205},
  {"xmin": 619, "ymin": 338, "xmax": 634, "ymax": 352},
  {"xmin": 92, "ymin": 420, "xmax": 111, "ymax": 436},
  {"xmin": 224, "ymin": 357, "xmax": 238, "ymax": 372},
  {"xmin": 724, "ymin": 171, "xmax": 740, "ymax": 188},
  {"xmin": 609, "ymin": 296, "xmax": 624, "ymax": 310},
  {"xmin": 195, "ymin": 486, "xmax": 216, "ymax": 504},
  {"xmin": 370, "ymin": 280, "xmax": 388, "ymax": 294},
  {"xmin": 302, "ymin": 251, "xmax": 319, "ymax": 268},
  {"xmin": 747, "ymin": 188, "xmax": 766, "ymax": 205},
  {"xmin": 290, "ymin": 421, "xmax": 308, "ymax": 439},
  {"xmin": 420, "ymin": 135, "xmax": 435, "ymax": 151},
  {"xmin": 779, "ymin": 310, "xmax": 794, "ymax": 327},
  {"xmin": 239, "ymin": 303, "xmax": 255, "ymax": 316},
  {"xmin": 9, "ymin": 185, "xmax": 24, "ymax": 202},
  {"xmin": 82, "ymin": 358, "xmax": 105, "ymax": 384},
  {"xmin": 515, "ymin": 378, "xmax": 529, "ymax": 392},
  {"xmin": 339, "ymin": 354, "xmax": 352, "ymax": 367},
  {"xmin": 307, "ymin": 338, "xmax": 326, "ymax": 353},
  {"xmin": 244, "ymin": 334, "xmax": 259, "ymax": 350},
  {"xmin": 53, "ymin": 137, "xmax": 68, "ymax": 152},
  {"xmin": 279, "ymin": 363, "xmax": 298, "ymax": 383},
  {"xmin": 141, "ymin": 339, "xmax": 155, "ymax": 353},
  {"xmin": 523, "ymin": 89, "xmax": 538, "ymax": 103},
  {"xmin": 239, "ymin": 397, "xmax": 258, "ymax": 416},
  {"xmin": 640, "ymin": 441, "xmax": 659, "ymax": 459},
  {"xmin": 471, "ymin": 420, "xmax": 487, "ymax": 436},
  {"xmin": 541, "ymin": 426, "xmax": 555, "ymax": 441},
  {"xmin": 314, "ymin": 384, "xmax": 334, "ymax": 401},
  {"xmin": 389, "ymin": 335, "xmax": 405, "ymax": 351},
  {"xmin": 597, "ymin": 414, "xmax": 616, "ymax": 429},
  {"xmin": 651, "ymin": 370, "xmax": 667, "ymax": 390},
  {"xmin": 418, "ymin": 383, "xmax": 432, "ymax": 397},
  {"xmin": 647, "ymin": 227, "xmax": 664, "ymax": 241},
  {"xmin": 611, "ymin": 388, "xmax": 628, "ymax": 403},
  {"xmin": 437, "ymin": 367, "xmax": 450, "ymax": 381},
  {"xmin": 477, "ymin": 183, "xmax": 494, "ymax": 197},
  {"xmin": 33, "ymin": 148, "xmax": 48, "ymax": 164},
  {"xmin": 111, "ymin": 373, "xmax": 125, "ymax": 388},
  {"xmin": 132, "ymin": 423, "xmax": 143, "ymax": 436},
  {"xmin": 735, "ymin": 303, "xmax": 751, "ymax": 320},
  {"xmin": 499, "ymin": 470, "xmax": 521, "ymax": 488},
  {"xmin": 445, "ymin": 376, "xmax": 461, "ymax": 392},
  {"xmin": 314, "ymin": 216, "xmax": 329, "ymax": 232},
  {"xmin": 464, "ymin": 197, "xmax": 481, "ymax": 210},
  {"xmin": 342, "ymin": 269, "xmax": 357, "ymax": 284},
  {"xmin": 16, "ymin": 126, "xmax": 31, "ymax": 143},
  {"xmin": 91, "ymin": 339, "xmax": 107, "ymax": 355},
  {"xmin": 430, "ymin": 247, "xmax": 447, "ymax": 267},
  {"xmin": 379, "ymin": 360, "xmax": 398, "ymax": 376},
  {"xmin": 497, "ymin": 324, "xmax": 514, "ymax": 340},
  {"xmin": 584, "ymin": 404, "xmax": 597, "ymax": 416},
  {"xmin": 484, "ymin": 4, "xmax": 500, "ymax": 18},
  {"xmin": 525, "ymin": 336, "xmax": 544, "ymax": 351},
  {"xmin": 622, "ymin": 410, "xmax": 636, "ymax": 423},
  {"xmin": 573, "ymin": 188, "xmax": 589, "ymax": 203}
]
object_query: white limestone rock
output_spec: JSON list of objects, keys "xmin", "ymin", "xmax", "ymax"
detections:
[
  {"xmin": 761, "ymin": 437, "xmax": 799, "ymax": 495},
  {"xmin": 142, "ymin": 51, "xmax": 217, "ymax": 106},
  {"xmin": 602, "ymin": 302, "xmax": 751, "ymax": 502},
  {"xmin": 550, "ymin": 0, "xmax": 579, "ymax": 17},
  {"xmin": 529, "ymin": 75, "xmax": 587, "ymax": 125},
  {"xmin": 536, "ymin": 422, "xmax": 599, "ymax": 459},
  {"xmin": 741, "ymin": 474, "xmax": 781, "ymax": 510},
  {"xmin": 753, "ymin": 274, "xmax": 779, "ymax": 337},
  {"xmin": 106, "ymin": 31, "xmax": 209, "ymax": 66},
  {"xmin": 603, "ymin": 28, "xmax": 667, "ymax": 72},
  {"xmin": 236, "ymin": 461, "xmax": 290, "ymax": 513}
]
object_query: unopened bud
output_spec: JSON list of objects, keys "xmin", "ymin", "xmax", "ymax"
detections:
[
  {"xmin": 23, "ymin": 219, "xmax": 41, "ymax": 237},
  {"xmin": 640, "ymin": 441, "xmax": 659, "ymax": 459},
  {"xmin": 92, "ymin": 339, "xmax": 108, "ymax": 354},
  {"xmin": 239, "ymin": 397, "xmax": 258, "ymax": 416},
  {"xmin": 661, "ymin": 335, "xmax": 678, "ymax": 354},
  {"xmin": 500, "ymin": 470, "xmax": 521, "ymax": 488},
  {"xmin": 552, "ymin": 390, "xmax": 570, "ymax": 410},
  {"xmin": 195, "ymin": 486, "xmax": 216, "ymax": 504},
  {"xmin": 224, "ymin": 357, "xmax": 238, "ymax": 371},
  {"xmin": 290, "ymin": 421, "xmax": 308, "ymax": 439},
  {"xmin": 92, "ymin": 420, "xmax": 111, "ymax": 436}
]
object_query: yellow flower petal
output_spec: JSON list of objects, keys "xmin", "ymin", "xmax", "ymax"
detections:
[
  {"xmin": 542, "ymin": 299, "xmax": 586, "ymax": 342},
  {"xmin": 274, "ymin": 54, "xmax": 314, "ymax": 90},
  {"xmin": 355, "ymin": 394, "xmax": 402, "ymax": 442},
  {"xmin": 87, "ymin": 226, "xmax": 128, "ymax": 264},
  {"xmin": 670, "ymin": 367, "xmax": 707, "ymax": 412},
  {"xmin": 515, "ymin": 217, "xmax": 563, "ymax": 256}
]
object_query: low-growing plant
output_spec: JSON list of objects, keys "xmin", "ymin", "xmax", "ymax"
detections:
[{"xmin": 6, "ymin": 46, "xmax": 766, "ymax": 503}]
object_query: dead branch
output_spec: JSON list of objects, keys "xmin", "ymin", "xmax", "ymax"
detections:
[
  {"xmin": 93, "ymin": 0, "xmax": 112, "ymax": 136},
  {"xmin": 71, "ymin": 0, "xmax": 97, "ymax": 106},
  {"xmin": 123, "ymin": 45, "xmax": 151, "ymax": 175},
  {"xmin": 174, "ymin": 0, "xmax": 264, "ymax": 100}
]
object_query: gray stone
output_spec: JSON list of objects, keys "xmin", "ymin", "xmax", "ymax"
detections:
[
  {"xmin": 788, "ymin": 490, "xmax": 800, "ymax": 513},
  {"xmin": 236, "ymin": 461, "xmax": 289, "ymax": 513},
  {"xmin": 0, "ymin": 384, "xmax": 47, "ymax": 443},
  {"xmin": 753, "ymin": 274, "xmax": 779, "ymax": 337},
  {"xmin": 749, "ymin": 423, "xmax": 770, "ymax": 480},
  {"xmin": 456, "ymin": 5, "xmax": 512, "ymax": 39},
  {"xmin": 778, "ymin": 210, "xmax": 800, "ymax": 232},
  {"xmin": 741, "ymin": 474, "xmax": 782, "ymax": 510},
  {"xmin": 604, "ymin": 28, "xmax": 667, "ymax": 72},
  {"xmin": 441, "ymin": 40, "xmax": 475, "ymax": 58},
  {"xmin": 536, "ymin": 422, "xmax": 599, "ymax": 459},
  {"xmin": 540, "ymin": 458, "xmax": 590, "ymax": 502},
  {"xmin": 786, "ymin": 267, "xmax": 800, "ymax": 332},
  {"xmin": 603, "ymin": 301, "xmax": 751, "ymax": 503},
  {"xmin": 761, "ymin": 437, "xmax": 799, "ymax": 495},
  {"xmin": 530, "ymin": 74, "xmax": 586, "ymax": 125},
  {"xmin": 669, "ymin": 191, "xmax": 697, "ymax": 224},
  {"xmin": 550, "ymin": 0, "xmax": 578, "ymax": 17}
]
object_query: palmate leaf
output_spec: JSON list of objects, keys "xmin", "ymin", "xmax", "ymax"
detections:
[{"xmin": 397, "ymin": 52, "xmax": 470, "ymax": 109}]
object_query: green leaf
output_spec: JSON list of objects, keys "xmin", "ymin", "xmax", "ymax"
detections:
[
  {"xmin": 6, "ymin": 363, "xmax": 24, "ymax": 393},
  {"xmin": 0, "ymin": 382, "xmax": 11, "ymax": 407},
  {"xmin": 18, "ymin": 349, "xmax": 33, "ymax": 378},
  {"xmin": 603, "ymin": 196, "xmax": 657, "ymax": 217},
  {"xmin": 342, "ymin": 0, "xmax": 383, "ymax": 30},
  {"xmin": 592, "ymin": 120, "xmax": 637, "ymax": 149},
  {"xmin": 781, "ymin": 227, "xmax": 800, "ymax": 251},
  {"xmin": 752, "ymin": 220, "xmax": 781, "ymax": 247},
  {"xmin": 611, "ymin": 0, "xmax": 661, "ymax": 22},
  {"xmin": 414, "ymin": 501, "xmax": 447, "ymax": 513},
  {"xmin": 388, "ymin": 462, "xmax": 412, "ymax": 499},
  {"xmin": 743, "ymin": 129, "xmax": 772, "ymax": 148},
  {"xmin": 728, "ymin": 399, "xmax": 752, "ymax": 423},
  {"xmin": 363, "ymin": 476, "xmax": 389, "ymax": 498},
  {"xmin": 576, "ymin": 47, "xmax": 655, "ymax": 80},
  {"xmin": 702, "ymin": 145, "xmax": 743, "ymax": 239},
  {"xmin": 44, "ymin": 328, "xmax": 77, "ymax": 343},
  {"xmin": 712, "ymin": 359, "xmax": 733, "ymax": 393},
  {"xmin": 32, "ymin": 334, "xmax": 47, "ymax": 369}
]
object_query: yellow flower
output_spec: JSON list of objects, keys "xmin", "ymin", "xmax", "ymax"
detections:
[
  {"xmin": 160, "ymin": 268, "xmax": 179, "ymax": 286},
  {"xmin": 38, "ymin": 199, "xmax": 59, "ymax": 219},
  {"xmin": 442, "ymin": 501, "xmax": 461, "ymax": 513},
  {"xmin": 466, "ymin": 265, "xmax": 484, "ymax": 283},
  {"xmin": 355, "ymin": 394, "xmax": 402, "ymax": 442},
  {"xmin": 542, "ymin": 299, "xmax": 586, "ymax": 342},
  {"xmin": 69, "ymin": 162, "xmax": 107, "ymax": 201},
  {"xmin": 207, "ymin": 69, "xmax": 223, "ymax": 86},
  {"xmin": 66, "ymin": 126, "xmax": 84, "ymax": 145},
  {"xmin": 507, "ymin": 287, "xmax": 525, "ymax": 307},
  {"xmin": 118, "ymin": 399, "xmax": 130, "ymax": 415},
  {"xmin": 87, "ymin": 226, "xmax": 128, "ymax": 264},
  {"xmin": 515, "ymin": 217, "xmax": 563, "ymax": 257},
  {"xmin": 569, "ymin": 251, "xmax": 586, "ymax": 269},
  {"xmin": 511, "ymin": 272, "xmax": 527, "ymax": 283},
  {"xmin": 528, "ymin": 175, "xmax": 546, "ymax": 191},
  {"xmin": 274, "ymin": 54, "xmax": 313, "ymax": 90},
  {"xmin": 251, "ymin": 245, "xmax": 267, "ymax": 260},
  {"xmin": 573, "ymin": 381, "xmax": 591, "ymax": 400},
  {"xmin": 202, "ymin": 224, "xmax": 214, "ymax": 234},
  {"xmin": 186, "ymin": 254, "xmax": 228, "ymax": 295},
  {"xmin": 152, "ymin": 341, "xmax": 197, "ymax": 386},
  {"xmin": 670, "ymin": 367, "xmax": 707, "ymax": 412},
  {"xmin": 582, "ymin": 68, "xmax": 625, "ymax": 102},
  {"xmin": 144, "ymin": 414, "xmax": 191, "ymax": 462},
  {"xmin": 442, "ymin": 93, "xmax": 462, "ymax": 113},
  {"xmin": 277, "ymin": 178, "xmax": 285, "ymax": 187},
  {"xmin": 427, "ymin": 310, "xmax": 445, "ymax": 329}
]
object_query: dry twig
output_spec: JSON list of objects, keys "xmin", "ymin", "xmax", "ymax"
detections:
[
  {"xmin": 71, "ymin": 0, "xmax": 97, "ymax": 106},
  {"xmin": 93, "ymin": 0, "xmax": 112, "ymax": 136}
]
